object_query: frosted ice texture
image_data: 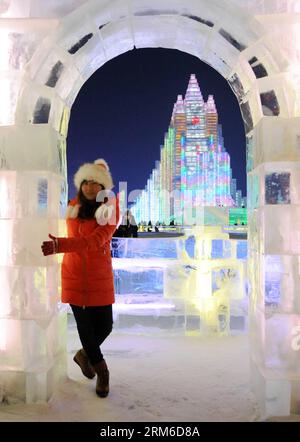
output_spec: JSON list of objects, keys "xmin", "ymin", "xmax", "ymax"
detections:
[
  {"xmin": 252, "ymin": 118, "xmax": 300, "ymax": 167},
  {"xmin": 251, "ymin": 309, "xmax": 300, "ymax": 376},
  {"xmin": 114, "ymin": 268, "xmax": 164, "ymax": 295},
  {"xmin": 111, "ymin": 237, "xmax": 178, "ymax": 259},
  {"xmin": 113, "ymin": 229, "xmax": 247, "ymax": 336}
]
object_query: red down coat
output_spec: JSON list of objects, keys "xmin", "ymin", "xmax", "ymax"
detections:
[{"xmin": 57, "ymin": 196, "xmax": 119, "ymax": 307}]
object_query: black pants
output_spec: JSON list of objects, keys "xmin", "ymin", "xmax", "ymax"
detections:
[{"xmin": 70, "ymin": 304, "xmax": 113, "ymax": 365}]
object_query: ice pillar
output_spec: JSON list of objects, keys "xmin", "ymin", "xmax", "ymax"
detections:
[
  {"xmin": 0, "ymin": 22, "xmax": 68, "ymax": 402},
  {"xmin": 248, "ymin": 117, "xmax": 300, "ymax": 417}
]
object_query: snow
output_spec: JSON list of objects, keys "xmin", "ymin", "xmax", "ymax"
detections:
[{"xmin": 0, "ymin": 314, "xmax": 262, "ymax": 423}]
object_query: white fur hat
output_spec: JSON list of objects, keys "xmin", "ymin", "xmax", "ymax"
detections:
[{"xmin": 74, "ymin": 158, "xmax": 114, "ymax": 190}]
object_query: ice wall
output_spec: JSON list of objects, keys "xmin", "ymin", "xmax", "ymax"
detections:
[
  {"xmin": 112, "ymin": 227, "xmax": 247, "ymax": 336},
  {"xmin": 0, "ymin": 0, "xmax": 299, "ymax": 417}
]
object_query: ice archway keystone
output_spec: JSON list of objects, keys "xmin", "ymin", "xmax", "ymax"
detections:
[{"xmin": 0, "ymin": 0, "xmax": 300, "ymax": 418}]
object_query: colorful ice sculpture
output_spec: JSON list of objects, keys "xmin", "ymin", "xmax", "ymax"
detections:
[{"xmin": 112, "ymin": 226, "xmax": 247, "ymax": 336}]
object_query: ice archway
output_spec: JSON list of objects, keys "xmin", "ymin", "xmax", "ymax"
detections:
[{"xmin": 0, "ymin": 0, "xmax": 300, "ymax": 418}]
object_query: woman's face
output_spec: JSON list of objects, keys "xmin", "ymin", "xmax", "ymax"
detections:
[{"xmin": 81, "ymin": 180, "xmax": 103, "ymax": 200}]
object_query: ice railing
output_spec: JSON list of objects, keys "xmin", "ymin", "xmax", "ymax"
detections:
[{"xmin": 111, "ymin": 226, "xmax": 248, "ymax": 336}]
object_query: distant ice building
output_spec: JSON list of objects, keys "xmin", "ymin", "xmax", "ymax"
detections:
[{"xmin": 131, "ymin": 74, "xmax": 245, "ymax": 224}]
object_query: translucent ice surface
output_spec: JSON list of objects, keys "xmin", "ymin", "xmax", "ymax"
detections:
[
  {"xmin": 112, "ymin": 228, "xmax": 247, "ymax": 336},
  {"xmin": 111, "ymin": 237, "xmax": 178, "ymax": 259}
]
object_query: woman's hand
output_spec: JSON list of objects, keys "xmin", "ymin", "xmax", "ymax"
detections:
[{"xmin": 41, "ymin": 234, "xmax": 58, "ymax": 256}]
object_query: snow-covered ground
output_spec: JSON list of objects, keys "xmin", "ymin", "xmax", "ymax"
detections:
[{"xmin": 0, "ymin": 315, "xmax": 262, "ymax": 422}]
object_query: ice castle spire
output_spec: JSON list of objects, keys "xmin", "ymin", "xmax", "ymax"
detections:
[
  {"xmin": 205, "ymin": 94, "xmax": 219, "ymax": 151},
  {"xmin": 205, "ymin": 94, "xmax": 217, "ymax": 113},
  {"xmin": 172, "ymin": 94, "xmax": 185, "ymax": 115},
  {"xmin": 184, "ymin": 73, "xmax": 204, "ymax": 103}
]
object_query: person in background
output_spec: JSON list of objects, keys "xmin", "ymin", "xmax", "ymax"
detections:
[
  {"xmin": 41, "ymin": 159, "xmax": 119, "ymax": 398},
  {"xmin": 114, "ymin": 209, "xmax": 138, "ymax": 238}
]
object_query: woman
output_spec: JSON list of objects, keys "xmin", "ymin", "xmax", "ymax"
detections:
[{"xmin": 41, "ymin": 159, "xmax": 119, "ymax": 398}]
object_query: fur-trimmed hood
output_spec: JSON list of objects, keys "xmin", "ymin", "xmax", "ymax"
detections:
[{"xmin": 73, "ymin": 158, "xmax": 113, "ymax": 190}]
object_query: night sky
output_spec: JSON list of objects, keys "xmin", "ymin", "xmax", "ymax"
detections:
[{"xmin": 67, "ymin": 47, "xmax": 246, "ymax": 200}]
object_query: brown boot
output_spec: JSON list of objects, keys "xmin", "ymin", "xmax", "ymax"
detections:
[
  {"xmin": 93, "ymin": 359, "xmax": 109, "ymax": 398},
  {"xmin": 73, "ymin": 349, "xmax": 95, "ymax": 379}
]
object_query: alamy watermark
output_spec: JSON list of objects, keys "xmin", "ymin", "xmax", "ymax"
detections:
[{"xmin": 95, "ymin": 181, "xmax": 222, "ymax": 225}]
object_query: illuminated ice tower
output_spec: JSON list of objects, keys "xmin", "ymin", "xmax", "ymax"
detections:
[
  {"xmin": 181, "ymin": 75, "xmax": 232, "ymax": 212},
  {"xmin": 184, "ymin": 74, "xmax": 207, "ymax": 166},
  {"xmin": 170, "ymin": 94, "xmax": 186, "ymax": 222},
  {"xmin": 132, "ymin": 74, "xmax": 237, "ymax": 224},
  {"xmin": 181, "ymin": 74, "xmax": 206, "ymax": 220},
  {"xmin": 206, "ymin": 95, "xmax": 218, "ymax": 143}
]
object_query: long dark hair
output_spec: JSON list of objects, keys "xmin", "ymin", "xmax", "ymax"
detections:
[{"xmin": 77, "ymin": 183, "xmax": 104, "ymax": 219}]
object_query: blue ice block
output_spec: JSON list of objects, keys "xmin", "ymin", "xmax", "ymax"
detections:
[
  {"xmin": 111, "ymin": 237, "xmax": 178, "ymax": 258},
  {"xmin": 237, "ymin": 240, "xmax": 248, "ymax": 259},
  {"xmin": 211, "ymin": 239, "xmax": 232, "ymax": 259},
  {"xmin": 114, "ymin": 268, "xmax": 163, "ymax": 295}
]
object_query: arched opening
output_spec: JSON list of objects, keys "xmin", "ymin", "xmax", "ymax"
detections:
[
  {"xmin": 0, "ymin": 0, "xmax": 299, "ymax": 420},
  {"xmin": 67, "ymin": 48, "xmax": 246, "ymax": 201},
  {"xmin": 66, "ymin": 46, "xmax": 248, "ymax": 334}
]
